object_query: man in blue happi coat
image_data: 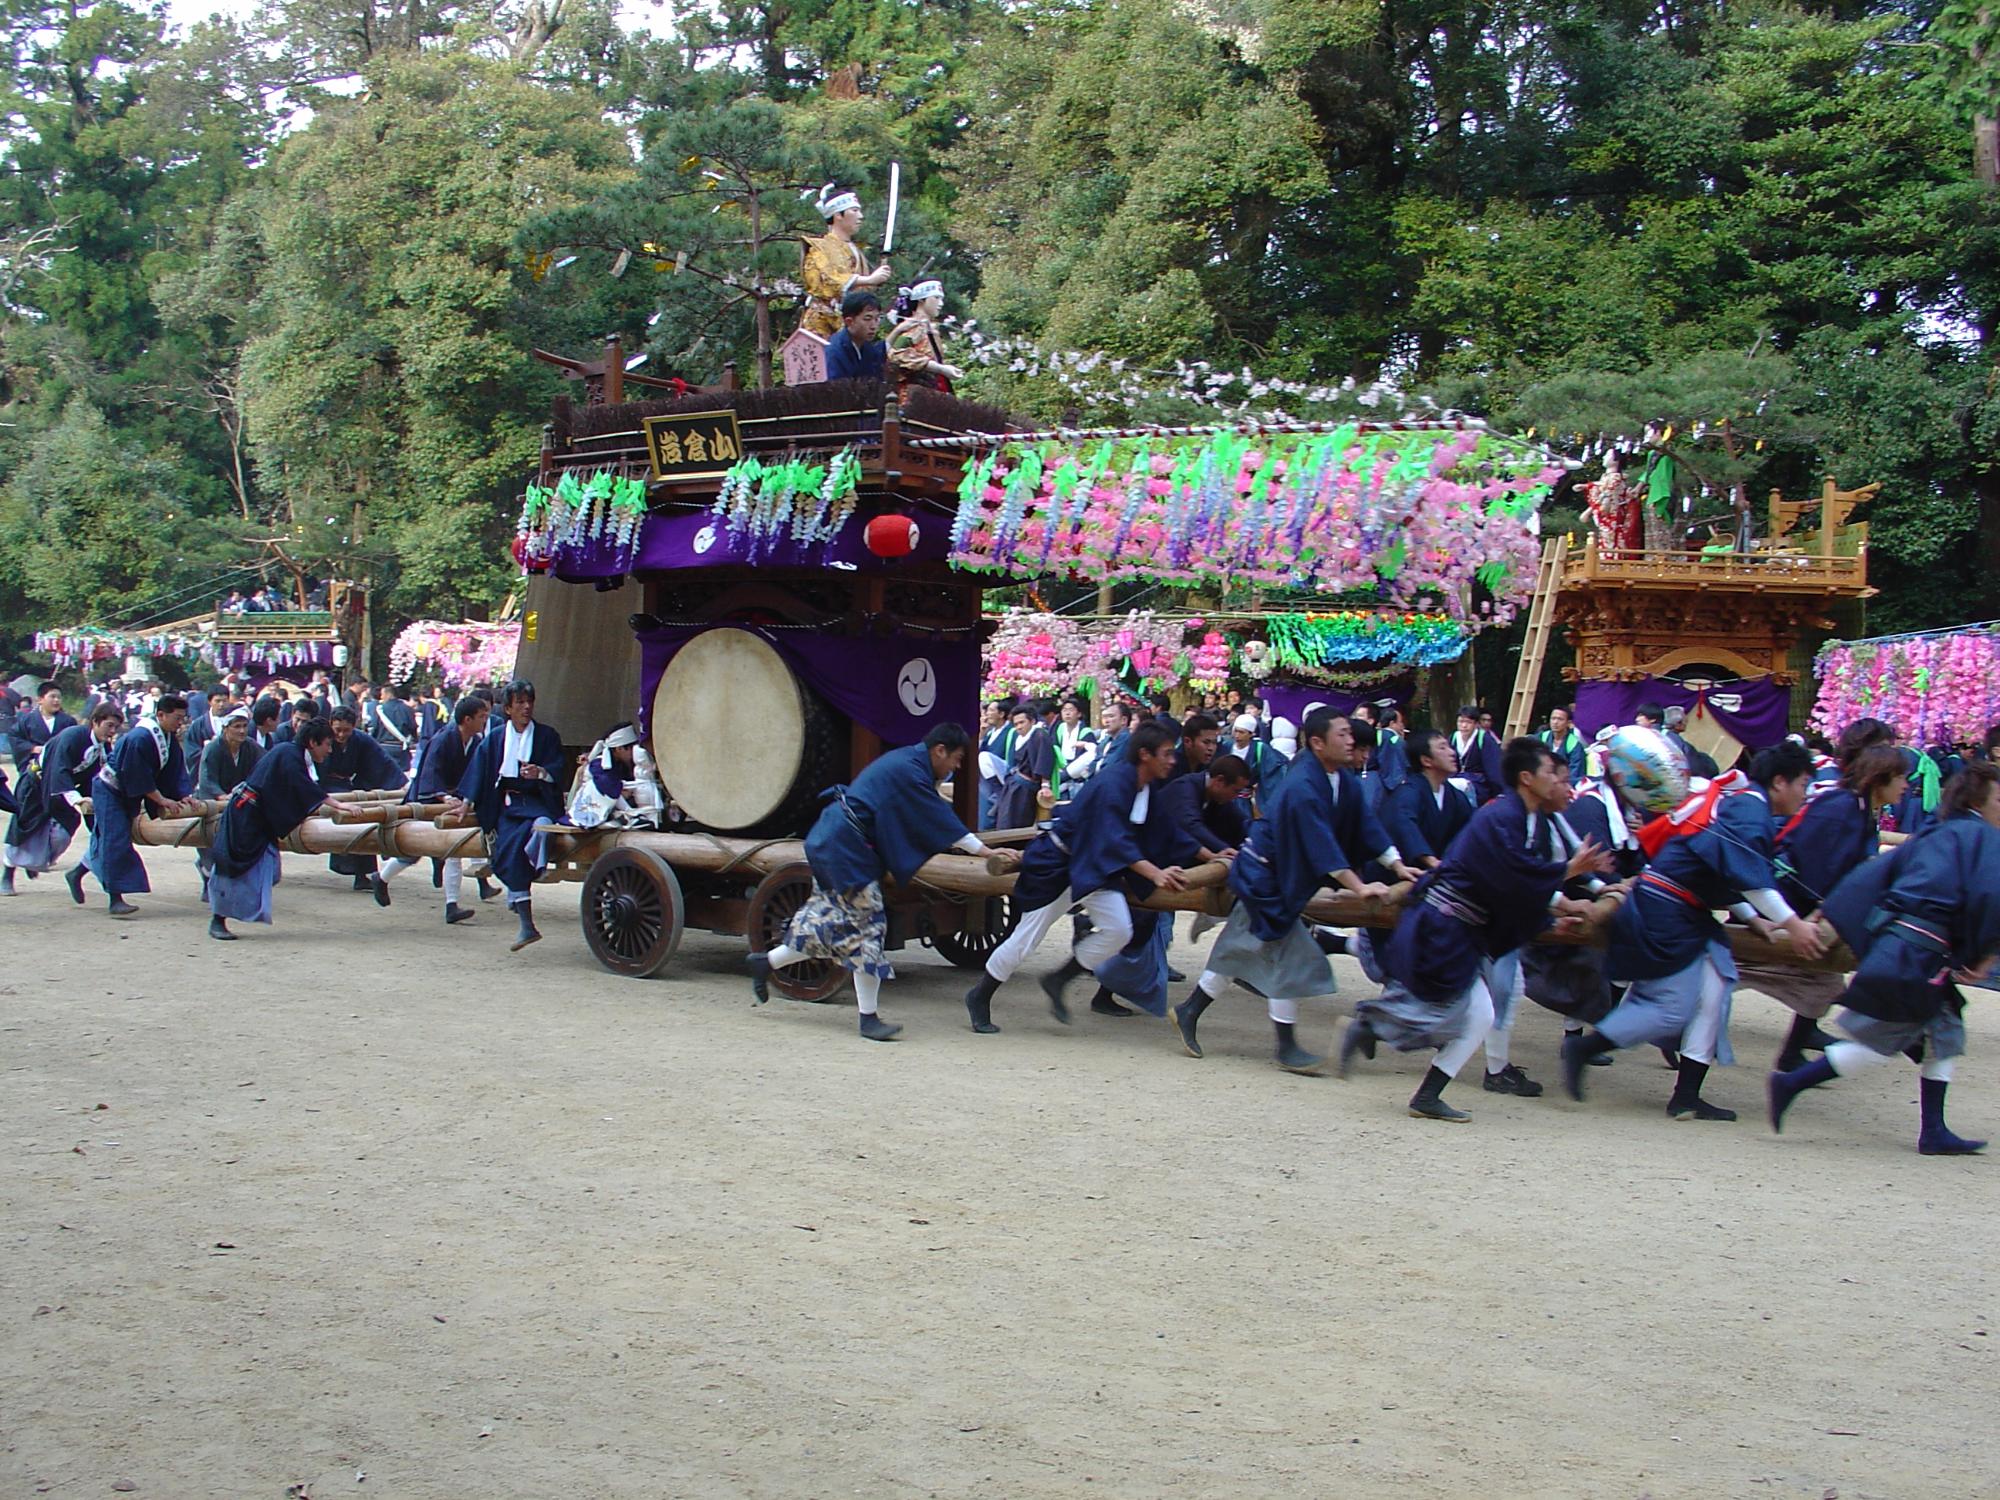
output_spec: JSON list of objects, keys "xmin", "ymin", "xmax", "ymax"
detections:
[
  {"xmin": 1082, "ymin": 753, "xmax": 1254, "ymax": 1021},
  {"xmin": 1563, "ymin": 740, "xmax": 1826, "ymax": 1120},
  {"xmin": 452, "ymin": 679, "xmax": 566, "ymax": 951},
  {"xmin": 1451, "ymin": 706, "xmax": 1506, "ymax": 804},
  {"xmin": 963, "ymin": 720, "xmax": 1190, "ymax": 1034},
  {"xmin": 71, "ymin": 696, "xmax": 197, "ymax": 916},
  {"xmin": 5, "ymin": 702, "xmax": 122, "ymax": 892},
  {"xmin": 1174, "ymin": 710, "xmax": 1417, "ymax": 1073},
  {"xmin": 321, "ymin": 705, "xmax": 408, "ymax": 893},
  {"xmin": 1538, "ymin": 705, "xmax": 1588, "ymax": 782},
  {"xmin": 1770, "ymin": 761, "xmax": 2000, "ymax": 1154},
  {"xmin": 208, "ymin": 720, "xmax": 337, "ymax": 940},
  {"xmin": 375, "ymin": 694, "xmax": 494, "ymax": 923},
  {"xmin": 1341, "ymin": 738, "xmax": 1612, "ymax": 1120},
  {"xmin": 750, "ymin": 723, "xmax": 1017, "ymax": 1041}
]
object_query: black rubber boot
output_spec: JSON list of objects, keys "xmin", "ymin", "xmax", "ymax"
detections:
[
  {"xmin": 964, "ymin": 970, "xmax": 1002, "ymax": 1034},
  {"xmin": 746, "ymin": 951, "xmax": 772, "ymax": 1004},
  {"xmin": 1041, "ymin": 957, "xmax": 1087, "ymax": 1025},
  {"xmin": 1562, "ymin": 1030, "xmax": 1613, "ymax": 1100},
  {"xmin": 445, "ymin": 902, "xmax": 475, "ymax": 925},
  {"xmin": 1173, "ymin": 987, "xmax": 1215, "ymax": 1059},
  {"xmin": 369, "ymin": 874, "xmax": 392, "ymax": 908},
  {"xmin": 510, "ymin": 900, "xmax": 541, "ymax": 952},
  {"xmin": 1666, "ymin": 1058, "xmax": 1737, "ymax": 1121},
  {"xmin": 1774, "ymin": 1012, "xmax": 1838, "ymax": 1073},
  {"xmin": 1273, "ymin": 1020, "xmax": 1325, "ymax": 1075},
  {"xmin": 1918, "ymin": 1077, "xmax": 1986, "ymax": 1155},
  {"xmin": 478, "ymin": 875, "xmax": 500, "ymax": 902},
  {"xmin": 858, "ymin": 1011, "xmax": 903, "ymax": 1043},
  {"xmin": 1408, "ymin": 1065, "xmax": 1472, "ymax": 1122},
  {"xmin": 431, "ymin": 859, "xmax": 444, "ymax": 889},
  {"xmin": 1767, "ymin": 1055, "xmax": 1836, "ymax": 1134},
  {"xmin": 1338, "ymin": 1014, "xmax": 1378, "ymax": 1079},
  {"xmin": 66, "ymin": 864, "xmax": 87, "ymax": 905},
  {"xmin": 1089, "ymin": 987, "xmax": 1135, "ymax": 1017},
  {"xmin": 352, "ymin": 873, "xmax": 372, "ymax": 893},
  {"xmin": 108, "ymin": 896, "xmax": 138, "ymax": 917},
  {"xmin": 208, "ymin": 915, "xmax": 235, "ymax": 941},
  {"xmin": 0, "ymin": 867, "xmax": 15, "ymax": 895}
]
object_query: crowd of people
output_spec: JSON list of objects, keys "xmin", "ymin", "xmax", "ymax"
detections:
[
  {"xmin": 4, "ymin": 663, "xmax": 1994, "ymax": 1157},
  {"xmin": 760, "ymin": 683, "xmax": 1998, "ymax": 1156}
]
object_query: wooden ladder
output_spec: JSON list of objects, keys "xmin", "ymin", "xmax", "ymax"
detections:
[{"xmin": 1504, "ymin": 534, "xmax": 1568, "ymax": 740}]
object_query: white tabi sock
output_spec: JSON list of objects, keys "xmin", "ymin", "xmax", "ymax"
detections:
[
  {"xmin": 1826, "ymin": 1040, "xmax": 1890, "ymax": 1077},
  {"xmin": 379, "ymin": 857, "xmax": 414, "ymax": 884},
  {"xmin": 766, "ymin": 944, "xmax": 806, "ymax": 970},
  {"xmin": 853, "ymin": 970, "xmax": 882, "ymax": 1016},
  {"xmin": 1268, "ymin": 995, "xmax": 1299, "ymax": 1025}
]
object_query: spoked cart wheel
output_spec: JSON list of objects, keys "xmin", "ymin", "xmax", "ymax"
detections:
[
  {"xmin": 580, "ymin": 847, "xmax": 685, "ymax": 978},
  {"xmin": 930, "ymin": 894, "xmax": 1019, "ymax": 970},
  {"xmin": 746, "ymin": 861, "xmax": 848, "ymax": 1003}
]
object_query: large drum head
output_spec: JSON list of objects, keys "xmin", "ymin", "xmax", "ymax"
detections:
[{"xmin": 652, "ymin": 629, "xmax": 805, "ymax": 830}]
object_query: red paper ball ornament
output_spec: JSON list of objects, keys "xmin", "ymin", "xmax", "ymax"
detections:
[
  {"xmin": 864, "ymin": 514, "xmax": 920, "ymax": 558},
  {"xmin": 511, "ymin": 535, "xmax": 547, "ymax": 574}
]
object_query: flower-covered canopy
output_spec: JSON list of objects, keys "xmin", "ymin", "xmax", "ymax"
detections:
[
  {"xmin": 1813, "ymin": 625, "xmax": 2000, "ymax": 745},
  {"xmin": 947, "ymin": 424, "xmax": 1562, "ymax": 626}
]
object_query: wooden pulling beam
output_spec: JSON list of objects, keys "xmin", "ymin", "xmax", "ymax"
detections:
[{"xmin": 128, "ymin": 814, "xmax": 1851, "ymax": 971}]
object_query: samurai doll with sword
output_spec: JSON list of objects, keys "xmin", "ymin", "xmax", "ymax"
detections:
[{"xmin": 798, "ymin": 178, "xmax": 896, "ymax": 339}]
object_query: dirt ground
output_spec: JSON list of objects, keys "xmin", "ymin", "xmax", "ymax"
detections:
[{"xmin": 3, "ymin": 847, "xmax": 1995, "ymax": 1500}]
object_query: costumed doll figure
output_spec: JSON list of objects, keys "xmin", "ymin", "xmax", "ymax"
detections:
[
  {"xmin": 1584, "ymin": 451, "xmax": 1643, "ymax": 558},
  {"xmin": 885, "ymin": 280, "xmax": 963, "ymax": 393},
  {"xmin": 799, "ymin": 184, "xmax": 892, "ymax": 340}
]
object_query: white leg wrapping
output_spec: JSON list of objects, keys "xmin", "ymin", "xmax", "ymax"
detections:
[
  {"xmin": 379, "ymin": 857, "xmax": 415, "ymax": 883},
  {"xmin": 1268, "ymin": 995, "xmax": 1300, "ymax": 1025},
  {"xmin": 1678, "ymin": 959, "xmax": 1731, "ymax": 1066},
  {"xmin": 766, "ymin": 944, "xmax": 806, "ymax": 969},
  {"xmin": 985, "ymin": 895, "xmax": 1071, "ymax": 981},
  {"xmin": 442, "ymin": 857, "xmax": 463, "ymax": 905},
  {"xmin": 1921, "ymin": 1055, "xmax": 1958, "ymax": 1083},
  {"xmin": 1073, "ymin": 890, "xmax": 1133, "ymax": 971},
  {"xmin": 853, "ymin": 970, "xmax": 882, "ymax": 1017},
  {"xmin": 1434, "ymin": 978, "xmax": 1496, "ymax": 1079},
  {"xmin": 1827, "ymin": 1040, "xmax": 1891, "ymax": 1077}
]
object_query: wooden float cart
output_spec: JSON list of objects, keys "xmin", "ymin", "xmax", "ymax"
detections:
[{"xmin": 497, "ymin": 361, "xmax": 1044, "ymax": 995}]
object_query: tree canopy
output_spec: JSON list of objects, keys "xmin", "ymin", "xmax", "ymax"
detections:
[{"xmin": 0, "ymin": 0, "xmax": 1994, "ymax": 675}]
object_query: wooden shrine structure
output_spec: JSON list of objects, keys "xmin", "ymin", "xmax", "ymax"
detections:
[{"xmin": 1506, "ymin": 475, "xmax": 1878, "ymax": 737}]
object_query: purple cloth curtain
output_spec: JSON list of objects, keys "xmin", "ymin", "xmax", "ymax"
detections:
[
  {"xmin": 212, "ymin": 642, "xmax": 337, "ymax": 673},
  {"xmin": 1258, "ymin": 678, "xmax": 1414, "ymax": 728},
  {"xmin": 635, "ymin": 622, "xmax": 980, "ymax": 748},
  {"xmin": 553, "ymin": 507, "xmax": 949, "ymax": 583},
  {"xmin": 1572, "ymin": 676, "xmax": 1792, "ymax": 749}
]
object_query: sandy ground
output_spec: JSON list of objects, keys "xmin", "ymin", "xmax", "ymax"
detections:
[{"xmin": 3, "ymin": 848, "xmax": 1996, "ymax": 1500}]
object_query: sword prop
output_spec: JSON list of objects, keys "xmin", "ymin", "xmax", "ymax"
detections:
[{"xmin": 882, "ymin": 161, "xmax": 902, "ymax": 255}]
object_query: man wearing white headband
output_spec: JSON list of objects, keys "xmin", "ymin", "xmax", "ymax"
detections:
[
  {"xmin": 887, "ymin": 279, "xmax": 963, "ymax": 392},
  {"xmin": 799, "ymin": 182, "xmax": 893, "ymax": 339}
]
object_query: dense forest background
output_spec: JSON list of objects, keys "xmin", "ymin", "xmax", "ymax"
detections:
[{"xmin": 2, "ymin": 0, "xmax": 1997, "ymax": 678}]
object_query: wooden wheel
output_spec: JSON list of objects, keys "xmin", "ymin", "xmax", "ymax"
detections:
[
  {"xmin": 930, "ymin": 894, "xmax": 1019, "ymax": 970},
  {"xmin": 580, "ymin": 847, "xmax": 684, "ymax": 978},
  {"xmin": 746, "ymin": 861, "xmax": 847, "ymax": 1003}
]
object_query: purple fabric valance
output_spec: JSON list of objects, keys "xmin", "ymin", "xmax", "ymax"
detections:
[
  {"xmin": 552, "ymin": 507, "xmax": 952, "ymax": 583},
  {"xmin": 636, "ymin": 622, "xmax": 980, "ymax": 749},
  {"xmin": 1572, "ymin": 676, "xmax": 1792, "ymax": 749}
]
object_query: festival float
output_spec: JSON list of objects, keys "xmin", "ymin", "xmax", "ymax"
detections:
[
  {"xmin": 1507, "ymin": 453, "xmax": 1877, "ymax": 766},
  {"xmin": 35, "ymin": 580, "xmax": 365, "ymax": 686}
]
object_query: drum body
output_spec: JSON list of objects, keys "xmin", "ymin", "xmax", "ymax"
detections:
[{"xmin": 650, "ymin": 627, "xmax": 844, "ymax": 834}]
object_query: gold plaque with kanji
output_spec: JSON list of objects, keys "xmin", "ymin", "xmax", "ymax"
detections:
[{"xmin": 642, "ymin": 410, "xmax": 744, "ymax": 482}]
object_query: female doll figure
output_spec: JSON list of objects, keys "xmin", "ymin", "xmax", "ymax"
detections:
[{"xmin": 886, "ymin": 280, "xmax": 964, "ymax": 393}]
